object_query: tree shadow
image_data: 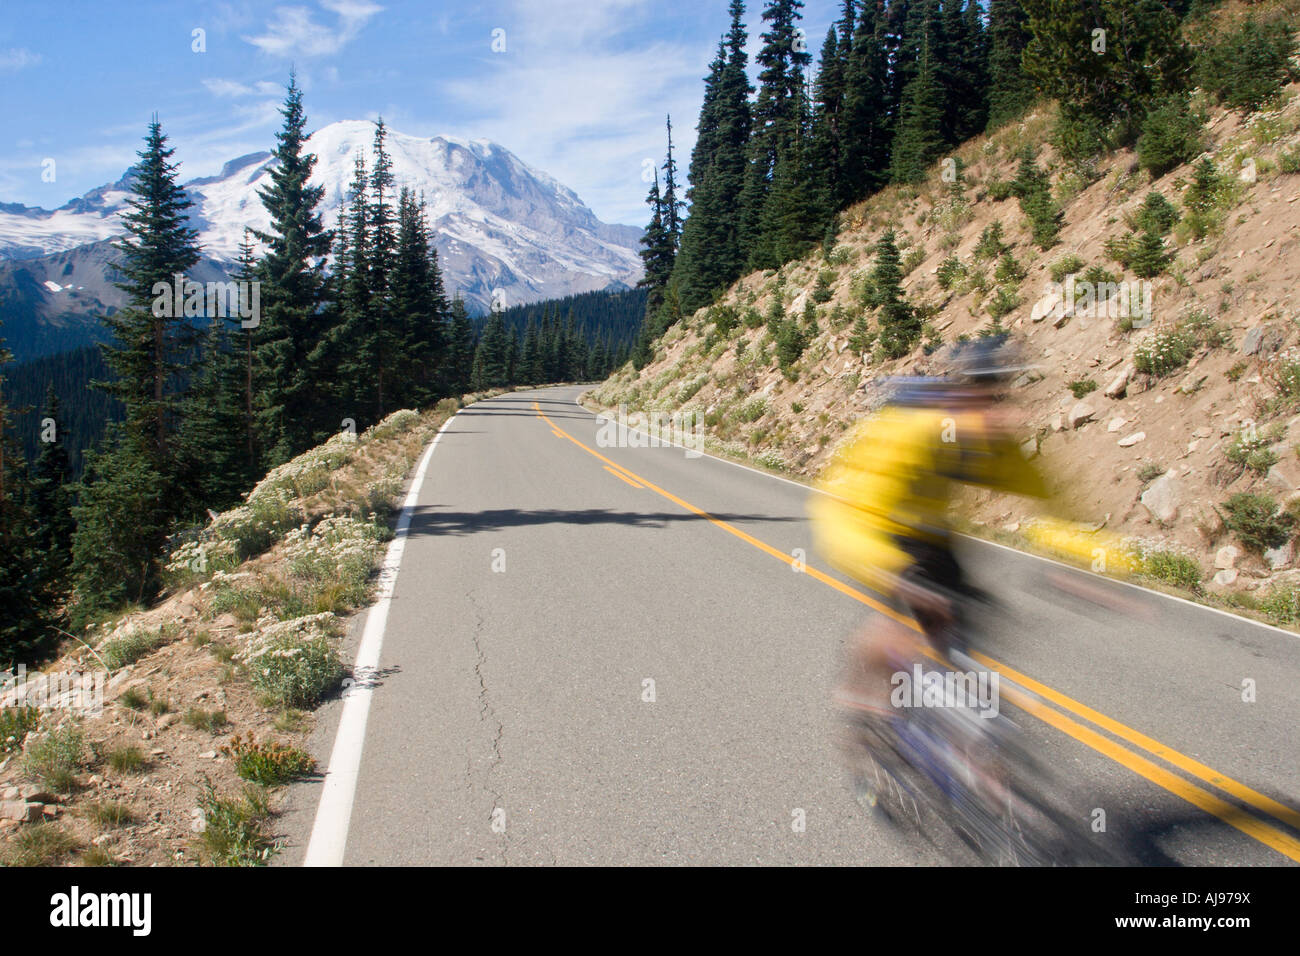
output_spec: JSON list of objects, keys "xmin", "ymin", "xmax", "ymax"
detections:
[{"xmin": 406, "ymin": 505, "xmax": 796, "ymax": 537}]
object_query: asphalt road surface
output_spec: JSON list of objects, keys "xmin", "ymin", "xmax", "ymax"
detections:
[{"xmin": 277, "ymin": 385, "xmax": 1300, "ymax": 866}]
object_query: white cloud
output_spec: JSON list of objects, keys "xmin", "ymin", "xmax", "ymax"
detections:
[
  {"xmin": 436, "ymin": 0, "xmax": 710, "ymax": 224},
  {"xmin": 0, "ymin": 48, "xmax": 41, "ymax": 72},
  {"xmin": 202, "ymin": 78, "xmax": 283, "ymax": 97},
  {"xmin": 243, "ymin": 0, "xmax": 382, "ymax": 58}
]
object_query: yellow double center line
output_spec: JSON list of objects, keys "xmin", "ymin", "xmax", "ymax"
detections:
[{"xmin": 534, "ymin": 400, "xmax": 1300, "ymax": 862}]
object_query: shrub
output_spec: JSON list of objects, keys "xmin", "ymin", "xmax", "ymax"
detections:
[
  {"xmin": 1134, "ymin": 327, "xmax": 1196, "ymax": 376},
  {"xmin": 1226, "ymin": 424, "xmax": 1283, "ymax": 475},
  {"xmin": 1068, "ymin": 378, "xmax": 1098, "ymax": 399},
  {"xmin": 1141, "ymin": 550, "xmax": 1202, "ymax": 591},
  {"xmin": 184, "ymin": 707, "xmax": 229, "ymax": 733},
  {"xmin": 1011, "ymin": 148, "xmax": 1063, "ymax": 249},
  {"xmin": 1263, "ymin": 347, "xmax": 1300, "ymax": 398},
  {"xmin": 194, "ymin": 778, "xmax": 275, "ymax": 866},
  {"xmin": 987, "ymin": 286, "xmax": 1021, "ymax": 320},
  {"xmin": 739, "ymin": 397, "xmax": 769, "ymax": 422},
  {"xmin": 0, "ymin": 707, "xmax": 39, "ymax": 755},
  {"xmin": 1049, "ymin": 254, "xmax": 1085, "ymax": 283},
  {"xmin": 1220, "ymin": 493, "xmax": 1295, "ymax": 553},
  {"xmin": 1194, "ymin": 16, "xmax": 1299, "ymax": 112},
  {"xmin": 222, "ymin": 733, "xmax": 316, "ymax": 786},
  {"xmin": 936, "ymin": 255, "xmax": 966, "ymax": 290},
  {"xmin": 23, "ymin": 722, "xmax": 85, "ymax": 792},
  {"xmin": 1260, "ymin": 582, "xmax": 1300, "ymax": 624},
  {"xmin": 974, "ymin": 222, "xmax": 1007, "ymax": 261},
  {"xmin": 243, "ymin": 624, "xmax": 345, "ymax": 709},
  {"xmin": 987, "ymin": 179, "xmax": 1013, "ymax": 202},
  {"xmin": 1138, "ymin": 94, "xmax": 1206, "ymax": 177},
  {"xmin": 106, "ymin": 745, "xmax": 145, "ymax": 773},
  {"xmin": 100, "ymin": 627, "xmax": 167, "ymax": 670},
  {"xmin": 1132, "ymin": 192, "xmax": 1181, "ymax": 236},
  {"xmin": 994, "ymin": 251, "xmax": 1027, "ymax": 285},
  {"xmin": 0, "ymin": 824, "xmax": 78, "ymax": 866}
]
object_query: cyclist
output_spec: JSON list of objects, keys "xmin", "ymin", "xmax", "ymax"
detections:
[{"xmin": 808, "ymin": 335, "xmax": 1049, "ymax": 716}]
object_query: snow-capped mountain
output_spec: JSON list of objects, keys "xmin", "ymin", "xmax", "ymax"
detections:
[{"xmin": 0, "ymin": 120, "xmax": 643, "ymax": 315}]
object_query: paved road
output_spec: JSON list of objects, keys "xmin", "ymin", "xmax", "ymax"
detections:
[{"xmin": 279, "ymin": 385, "xmax": 1300, "ymax": 866}]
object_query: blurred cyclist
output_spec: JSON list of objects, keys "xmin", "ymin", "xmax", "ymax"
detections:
[{"xmin": 809, "ymin": 335, "xmax": 1048, "ymax": 716}]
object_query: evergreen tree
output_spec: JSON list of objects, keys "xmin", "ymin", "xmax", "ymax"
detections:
[
  {"xmin": 472, "ymin": 311, "xmax": 510, "ymax": 389},
  {"xmin": 1022, "ymin": 0, "xmax": 1190, "ymax": 155},
  {"xmin": 890, "ymin": 21, "xmax": 947, "ymax": 184},
  {"xmin": 28, "ymin": 385, "xmax": 75, "ymax": 595},
  {"xmin": 870, "ymin": 229, "xmax": 919, "ymax": 358},
  {"xmin": 637, "ymin": 169, "xmax": 675, "ymax": 318},
  {"xmin": 0, "ymin": 326, "xmax": 61, "ymax": 663},
  {"xmin": 740, "ymin": 0, "xmax": 812, "ymax": 267},
  {"xmin": 447, "ymin": 296, "xmax": 475, "ymax": 394},
  {"xmin": 939, "ymin": 0, "xmax": 988, "ymax": 144},
  {"xmin": 840, "ymin": 0, "xmax": 892, "ymax": 201},
  {"xmin": 252, "ymin": 73, "xmax": 332, "ymax": 463},
  {"xmin": 98, "ymin": 118, "xmax": 201, "ymax": 480},
  {"xmin": 391, "ymin": 188, "xmax": 448, "ymax": 407},
  {"xmin": 660, "ymin": 116, "xmax": 685, "ymax": 248},
  {"xmin": 74, "ymin": 117, "xmax": 200, "ymax": 615},
  {"xmin": 985, "ymin": 0, "xmax": 1034, "ymax": 130},
  {"xmin": 672, "ymin": 39, "xmax": 729, "ymax": 315},
  {"xmin": 70, "ymin": 429, "xmax": 172, "ymax": 615},
  {"xmin": 176, "ymin": 306, "xmax": 247, "ymax": 513}
]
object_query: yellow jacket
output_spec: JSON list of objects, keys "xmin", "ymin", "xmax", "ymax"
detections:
[{"xmin": 809, "ymin": 404, "xmax": 1048, "ymax": 593}]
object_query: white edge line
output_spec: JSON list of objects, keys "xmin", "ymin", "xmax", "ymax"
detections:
[
  {"xmin": 302, "ymin": 409, "xmax": 461, "ymax": 867},
  {"xmin": 572, "ymin": 388, "xmax": 1300, "ymax": 641}
]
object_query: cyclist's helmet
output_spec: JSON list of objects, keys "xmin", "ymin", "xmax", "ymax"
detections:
[{"xmin": 947, "ymin": 334, "xmax": 1031, "ymax": 384}]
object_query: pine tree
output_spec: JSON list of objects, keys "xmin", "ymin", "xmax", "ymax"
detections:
[
  {"xmin": 870, "ymin": 229, "xmax": 919, "ymax": 358},
  {"xmin": 740, "ymin": 0, "xmax": 812, "ymax": 267},
  {"xmin": 939, "ymin": 0, "xmax": 988, "ymax": 144},
  {"xmin": 0, "ymin": 325, "xmax": 60, "ymax": 663},
  {"xmin": 985, "ymin": 0, "xmax": 1034, "ymax": 130},
  {"xmin": 74, "ymin": 117, "xmax": 200, "ymax": 615},
  {"xmin": 840, "ymin": 0, "xmax": 891, "ymax": 201},
  {"xmin": 99, "ymin": 118, "xmax": 201, "ymax": 479},
  {"xmin": 447, "ymin": 296, "xmax": 475, "ymax": 394},
  {"xmin": 70, "ymin": 428, "xmax": 172, "ymax": 615},
  {"xmin": 672, "ymin": 39, "xmax": 729, "ymax": 315},
  {"xmin": 391, "ymin": 188, "xmax": 448, "ymax": 407},
  {"xmin": 890, "ymin": 22, "xmax": 947, "ymax": 184},
  {"xmin": 637, "ymin": 169, "xmax": 675, "ymax": 318},
  {"xmin": 661, "ymin": 116, "xmax": 685, "ymax": 248},
  {"xmin": 252, "ymin": 73, "xmax": 332, "ymax": 463},
  {"xmin": 472, "ymin": 311, "xmax": 510, "ymax": 389},
  {"xmin": 1022, "ymin": 0, "xmax": 1190, "ymax": 154},
  {"xmin": 29, "ymin": 385, "xmax": 75, "ymax": 594}
]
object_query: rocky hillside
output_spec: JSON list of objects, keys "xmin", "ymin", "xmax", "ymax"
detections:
[
  {"xmin": 0, "ymin": 393, "xmax": 495, "ymax": 865},
  {"xmin": 588, "ymin": 84, "xmax": 1300, "ymax": 624}
]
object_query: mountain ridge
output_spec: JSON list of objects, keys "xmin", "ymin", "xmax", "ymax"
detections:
[{"xmin": 0, "ymin": 120, "xmax": 643, "ymax": 339}]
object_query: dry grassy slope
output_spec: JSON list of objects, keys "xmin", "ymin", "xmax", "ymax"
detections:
[{"xmin": 589, "ymin": 85, "xmax": 1300, "ymax": 595}]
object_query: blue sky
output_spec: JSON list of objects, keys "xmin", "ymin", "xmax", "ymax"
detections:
[{"xmin": 0, "ymin": 0, "xmax": 840, "ymax": 225}]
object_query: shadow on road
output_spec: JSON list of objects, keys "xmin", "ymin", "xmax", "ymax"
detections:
[{"xmin": 406, "ymin": 505, "xmax": 797, "ymax": 536}]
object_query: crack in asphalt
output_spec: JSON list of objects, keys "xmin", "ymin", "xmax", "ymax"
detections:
[{"xmin": 468, "ymin": 588, "xmax": 508, "ymax": 865}]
